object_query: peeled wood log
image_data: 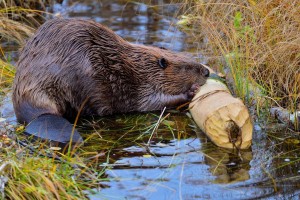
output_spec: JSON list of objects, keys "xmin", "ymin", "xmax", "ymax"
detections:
[{"xmin": 189, "ymin": 76, "xmax": 253, "ymax": 149}]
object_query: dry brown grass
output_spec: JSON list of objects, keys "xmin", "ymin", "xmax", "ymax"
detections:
[
  {"xmin": 0, "ymin": 0, "xmax": 53, "ymax": 11},
  {"xmin": 0, "ymin": 5, "xmax": 40, "ymax": 93},
  {"xmin": 178, "ymin": 0, "xmax": 300, "ymax": 112},
  {"xmin": 0, "ymin": 16, "xmax": 34, "ymax": 44},
  {"xmin": 0, "ymin": 17, "xmax": 33, "ymax": 93}
]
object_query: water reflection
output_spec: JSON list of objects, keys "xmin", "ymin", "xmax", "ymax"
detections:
[
  {"xmin": 79, "ymin": 112, "xmax": 255, "ymax": 200},
  {"xmin": 86, "ymin": 122, "xmax": 300, "ymax": 199},
  {"xmin": 51, "ymin": 0, "xmax": 198, "ymax": 53},
  {"xmin": 88, "ymin": 139, "xmax": 255, "ymax": 200},
  {"xmin": 203, "ymin": 148, "xmax": 252, "ymax": 184}
]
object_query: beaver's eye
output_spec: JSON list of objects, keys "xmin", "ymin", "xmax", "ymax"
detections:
[{"xmin": 158, "ymin": 58, "xmax": 168, "ymax": 69}]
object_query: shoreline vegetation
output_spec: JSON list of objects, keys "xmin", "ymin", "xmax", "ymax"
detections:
[
  {"xmin": 176, "ymin": 0, "xmax": 299, "ymax": 126},
  {"xmin": 0, "ymin": 0, "xmax": 299, "ymax": 199}
]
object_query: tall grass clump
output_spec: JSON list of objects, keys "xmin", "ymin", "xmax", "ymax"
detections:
[
  {"xmin": 1, "ymin": 141, "xmax": 103, "ymax": 199},
  {"xmin": 177, "ymin": 0, "xmax": 300, "ymax": 113},
  {"xmin": 0, "ymin": 0, "xmax": 55, "ymax": 92},
  {"xmin": 0, "ymin": 5, "xmax": 39, "ymax": 93},
  {"xmin": 1, "ymin": 0, "xmax": 54, "ymax": 11}
]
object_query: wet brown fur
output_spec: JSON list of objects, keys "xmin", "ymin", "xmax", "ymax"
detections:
[{"xmin": 12, "ymin": 18, "xmax": 208, "ymax": 124}]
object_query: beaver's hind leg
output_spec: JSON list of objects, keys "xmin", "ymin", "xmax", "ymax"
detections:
[{"xmin": 24, "ymin": 114, "xmax": 83, "ymax": 145}]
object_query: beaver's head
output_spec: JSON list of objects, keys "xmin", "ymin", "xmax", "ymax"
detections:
[{"xmin": 127, "ymin": 44, "xmax": 210, "ymax": 111}]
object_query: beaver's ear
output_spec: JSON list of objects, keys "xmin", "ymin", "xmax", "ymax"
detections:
[{"xmin": 158, "ymin": 57, "xmax": 168, "ymax": 69}]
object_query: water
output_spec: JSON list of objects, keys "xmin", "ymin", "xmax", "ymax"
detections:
[
  {"xmin": 2, "ymin": 0, "xmax": 300, "ymax": 199},
  {"xmin": 79, "ymin": 113, "xmax": 300, "ymax": 200},
  {"xmin": 51, "ymin": 0, "xmax": 198, "ymax": 52}
]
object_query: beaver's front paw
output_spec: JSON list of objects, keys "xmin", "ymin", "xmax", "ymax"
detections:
[{"xmin": 187, "ymin": 83, "xmax": 200, "ymax": 100}]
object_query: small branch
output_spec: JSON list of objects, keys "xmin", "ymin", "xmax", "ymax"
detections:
[
  {"xmin": 270, "ymin": 107, "xmax": 300, "ymax": 131},
  {"xmin": 146, "ymin": 107, "xmax": 167, "ymax": 146}
]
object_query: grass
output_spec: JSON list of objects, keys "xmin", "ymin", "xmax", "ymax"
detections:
[
  {"xmin": 176, "ymin": 0, "xmax": 300, "ymax": 116},
  {"xmin": 1, "ymin": 133, "xmax": 110, "ymax": 200},
  {"xmin": 0, "ymin": 59, "xmax": 15, "ymax": 92},
  {"xmin": 1, "ymin": 0, "xmax": 53, "ymax": 10},
  {"xmin": 1, "ymin": 146, "xmax": 103, "ymax": 199},
  {"xmin": 0, "ymin": 6, "xmax": 36, "ymax": 94},
  {"xmin": 0, "ymin": 0, "xmax": 54, "ymax": 93}
]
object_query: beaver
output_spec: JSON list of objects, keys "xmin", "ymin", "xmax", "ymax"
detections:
[{"xmin": 12, "ymin": 18, "xmax": 209, "ymax": 144}]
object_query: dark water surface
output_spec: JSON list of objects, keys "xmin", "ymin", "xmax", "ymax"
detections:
[{"xmin": 2, "ymin": 0, "xmax": 300, "ymax": 199}]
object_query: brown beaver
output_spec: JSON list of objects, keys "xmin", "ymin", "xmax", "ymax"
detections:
[{"xmin": 12, "ymin": 18, "xmax": 209, "ymax": 143}]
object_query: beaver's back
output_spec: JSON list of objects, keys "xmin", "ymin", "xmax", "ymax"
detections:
[{"xmin": 12, "ymin": 19, "xmax": 121, "ymax": 123}]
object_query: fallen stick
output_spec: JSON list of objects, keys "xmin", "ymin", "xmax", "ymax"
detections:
[
  {"xmin": 270, "ymin": 107, "xmax": 300, "ymax": 130},
  {"xmin": 189, "ymin": 74, "xmax": 253, "ymax": 149}
]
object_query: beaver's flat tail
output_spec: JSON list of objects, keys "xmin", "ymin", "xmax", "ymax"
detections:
[{"xmin": 24, "ymin": 114, "xmax": 83, "ymax": 144}]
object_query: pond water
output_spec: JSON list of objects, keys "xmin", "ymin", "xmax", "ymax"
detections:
[{"xmin": 2, "ymin": 0, "xmax": 300, "ymax": 199}]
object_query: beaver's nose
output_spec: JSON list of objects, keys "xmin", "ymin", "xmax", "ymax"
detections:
[{"xmin": 204, "ymin": 68, "xmax": 210, "ymax": 77}]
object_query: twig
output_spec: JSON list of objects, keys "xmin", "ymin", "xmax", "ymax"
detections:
[{"xmin": 146, "ymin": 107, "xmax": 167, "ymax": 146}]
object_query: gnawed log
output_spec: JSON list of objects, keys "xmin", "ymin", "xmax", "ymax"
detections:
[{"xmin": 189, "ymin": 75, "xmax": 253, "ymax": 149}]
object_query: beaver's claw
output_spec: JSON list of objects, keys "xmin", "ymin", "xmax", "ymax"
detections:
[{"xmin": 187, "ymin": 83, "xmax": 200, "ymax": 100}]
